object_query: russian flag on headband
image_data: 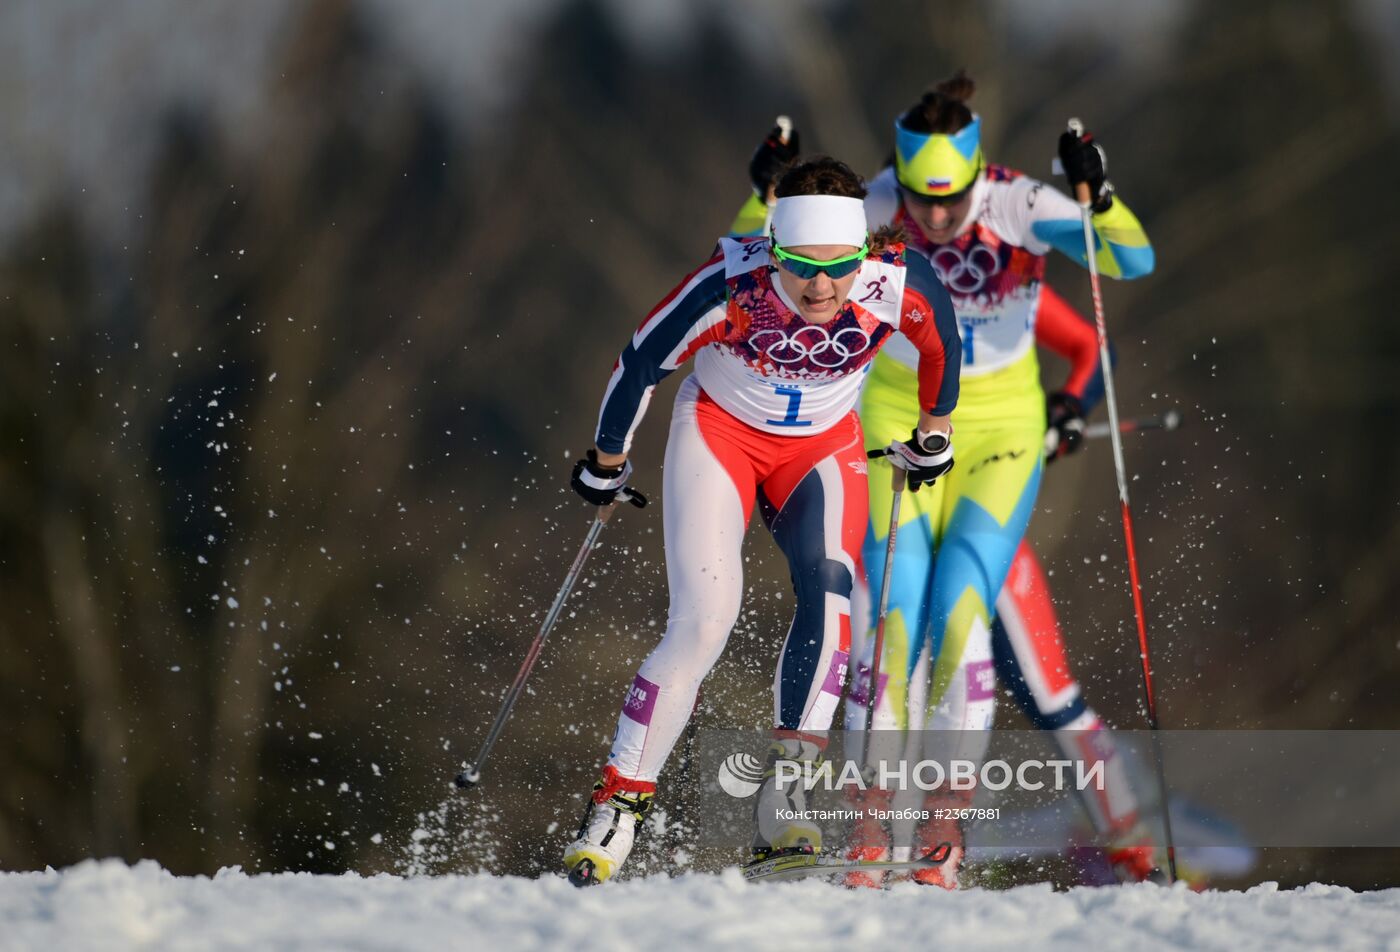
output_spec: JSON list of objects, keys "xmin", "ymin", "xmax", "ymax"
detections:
[{"xmin": 925, "ymin": 178, "xmax": 953, "ymax": 192}]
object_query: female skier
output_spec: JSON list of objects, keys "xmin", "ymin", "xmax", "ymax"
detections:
[
  {"xmin": 743, "ymin": 72, "xmax": 1155, "ymax": 887},
  {"xmin": 562, "ymin": 157, "xmax": 962, "ymax": 885},
  {"xmin": 992, "ymin": 539, "xmax": 1158, "ymax": 883},
  {"xmin": 858, "ymin": 284, "xmax": 1157, "ymax": 884}
]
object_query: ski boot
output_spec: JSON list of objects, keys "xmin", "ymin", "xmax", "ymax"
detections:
[
  {"xmin": 1106, "ymin": 828, "xmax": 1210, "ymax": 890},
  {"xmin": 841, "ymin": 787, "xmax": 893, "ymax": 889},
  {"xmin": 748, "ymin": 736, "xmax": 824, "ymax": 865},
  {"xmin": 1098, "ymin": 816, "xmax": 1178, "ymax": 884},
  {"xmin": 563, "ymin": 766, "xmax": 655, "ymax": 887},
  {"xmin": 912, "ymin": 794, "xmax": 968, "ymax": 889},
  {"xmin": 1107, "ymin": 838, "xmax": 1161, "ymax": 884}
]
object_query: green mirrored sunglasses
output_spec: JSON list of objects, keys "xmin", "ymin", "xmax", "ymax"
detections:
[{"xmin": 771, "ymin": 242, "xmax": 870, "ymax": 279}]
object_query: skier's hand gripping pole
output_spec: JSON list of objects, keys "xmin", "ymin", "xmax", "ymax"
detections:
[
  {"xmin": 571, "ymin": 451, "xmax": 649, "ymax": 508},
  {"xmin": 757, "ymin": 115, "xmax": 795, "ymax": 234},
  {"xmin": 454, "ymin": 487, "xmax": 646, "ymax": 791},
  {"xmin": 1066, "ymin": 117, "xmax": 1178, "ymax": 883}
]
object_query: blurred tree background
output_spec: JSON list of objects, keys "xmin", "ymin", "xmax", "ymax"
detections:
[{"xmin": 1, "ymin": 0, "xmax": 1398, "ymax": 887}]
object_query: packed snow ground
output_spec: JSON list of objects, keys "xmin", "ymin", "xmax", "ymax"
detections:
[{"xmin": 3, "ymin": 860, "xmax": 1399, "ymax": 952}]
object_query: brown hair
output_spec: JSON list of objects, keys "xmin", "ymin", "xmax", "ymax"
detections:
[
  {"xmin": 773, "ymin": 157, "xmax": 903, "ymax": 253},
  {"xmin": 869, "ymin": 224, "xmax": 906, "ymax": 255},
  {"xmin": 899, "ymin": 69, "xmax": 975, "ymax": 135},
  {"xmin": 773, "ymin": 156, "xmax": 867, "ymax": 200}
]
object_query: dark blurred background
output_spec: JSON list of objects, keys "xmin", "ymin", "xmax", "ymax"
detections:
[{"xmin": 2, "ymin": 0, "xmax": 1398, "ymax": 887}]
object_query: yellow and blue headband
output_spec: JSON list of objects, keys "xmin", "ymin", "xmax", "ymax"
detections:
[{"xmin": 894, "ymin": 114, "xmax": 983, "ymax": 196}]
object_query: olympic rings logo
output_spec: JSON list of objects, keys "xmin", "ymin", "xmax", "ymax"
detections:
[
  {"xmin": 930, "ymin": 244, "xmax": 1001, "ymax": 294},
  {"xmin": 748, "ymin": 325, "xmax": 872, "ymax": 368}
]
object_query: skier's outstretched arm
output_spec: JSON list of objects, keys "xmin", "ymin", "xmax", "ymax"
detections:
[
  {"xmin": 591, "ymin": 253, "xmax": 730, "ymax": 461},
  {"xmin": 898, "ymin": 249, "xmax": 962, "ymax": 429},
  {"xmin": 1035, "ymin": 283, "xmax": 1119, "ymax": 412},
  {"xmin": 1035, "ymin": 283, "xmax": 1120, "ymax": 462},
  {"xmin": 1012, "ymin": 129, "xmax": 1155, "ymax": 280},
  {"xmin": 868, "ymin": 246, "xmax": 964, "ymax": 491}
]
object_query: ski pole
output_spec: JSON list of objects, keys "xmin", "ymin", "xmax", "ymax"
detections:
[
  {"xmin": 455, "ymin": 487, "xmax": 647, "ymax": 791},
  {"xmin": 863, "ymin": 462, "xmax": 907, "ymax": 730},
  {"xmin": 1067, "ymin": 117, "xmax": 1178, "ymax": 884},
  {"xmin": 1084, "ymin": 409, "xmax": 1182, "ymax": 441}
]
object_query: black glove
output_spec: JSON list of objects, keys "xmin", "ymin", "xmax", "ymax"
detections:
[
  {"xmin": 749, "ymin": 124, "xmax": 801, "ymax": 199},
  {"xmin": 570, "ymin": 450, "xmax": 646, "ymax": 507},
  {"xmin": 1057, "ymin": 127, "xmax": 1113, "ymax": 213},
  {"xmin": 1043, "ymin": 392, "xmax": 1086, "ymax": 463},
  {"xmin": 869, "ymin": 429, "xmax": 954, "ymax": 493}
]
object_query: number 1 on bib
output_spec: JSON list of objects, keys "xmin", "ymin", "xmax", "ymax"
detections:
[{"xmin": 767, "ymin": 386, "xmax": 812, "ymax": 427}]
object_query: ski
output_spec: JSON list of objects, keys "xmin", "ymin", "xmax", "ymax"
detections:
[{"xmin": 743, "ymin": 846, "xmax": 951, "ymax": 883}]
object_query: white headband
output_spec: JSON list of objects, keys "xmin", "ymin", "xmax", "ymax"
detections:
[{"xmin": 769, "ymin": 195, "xmax": 868, "ymax": 250}]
